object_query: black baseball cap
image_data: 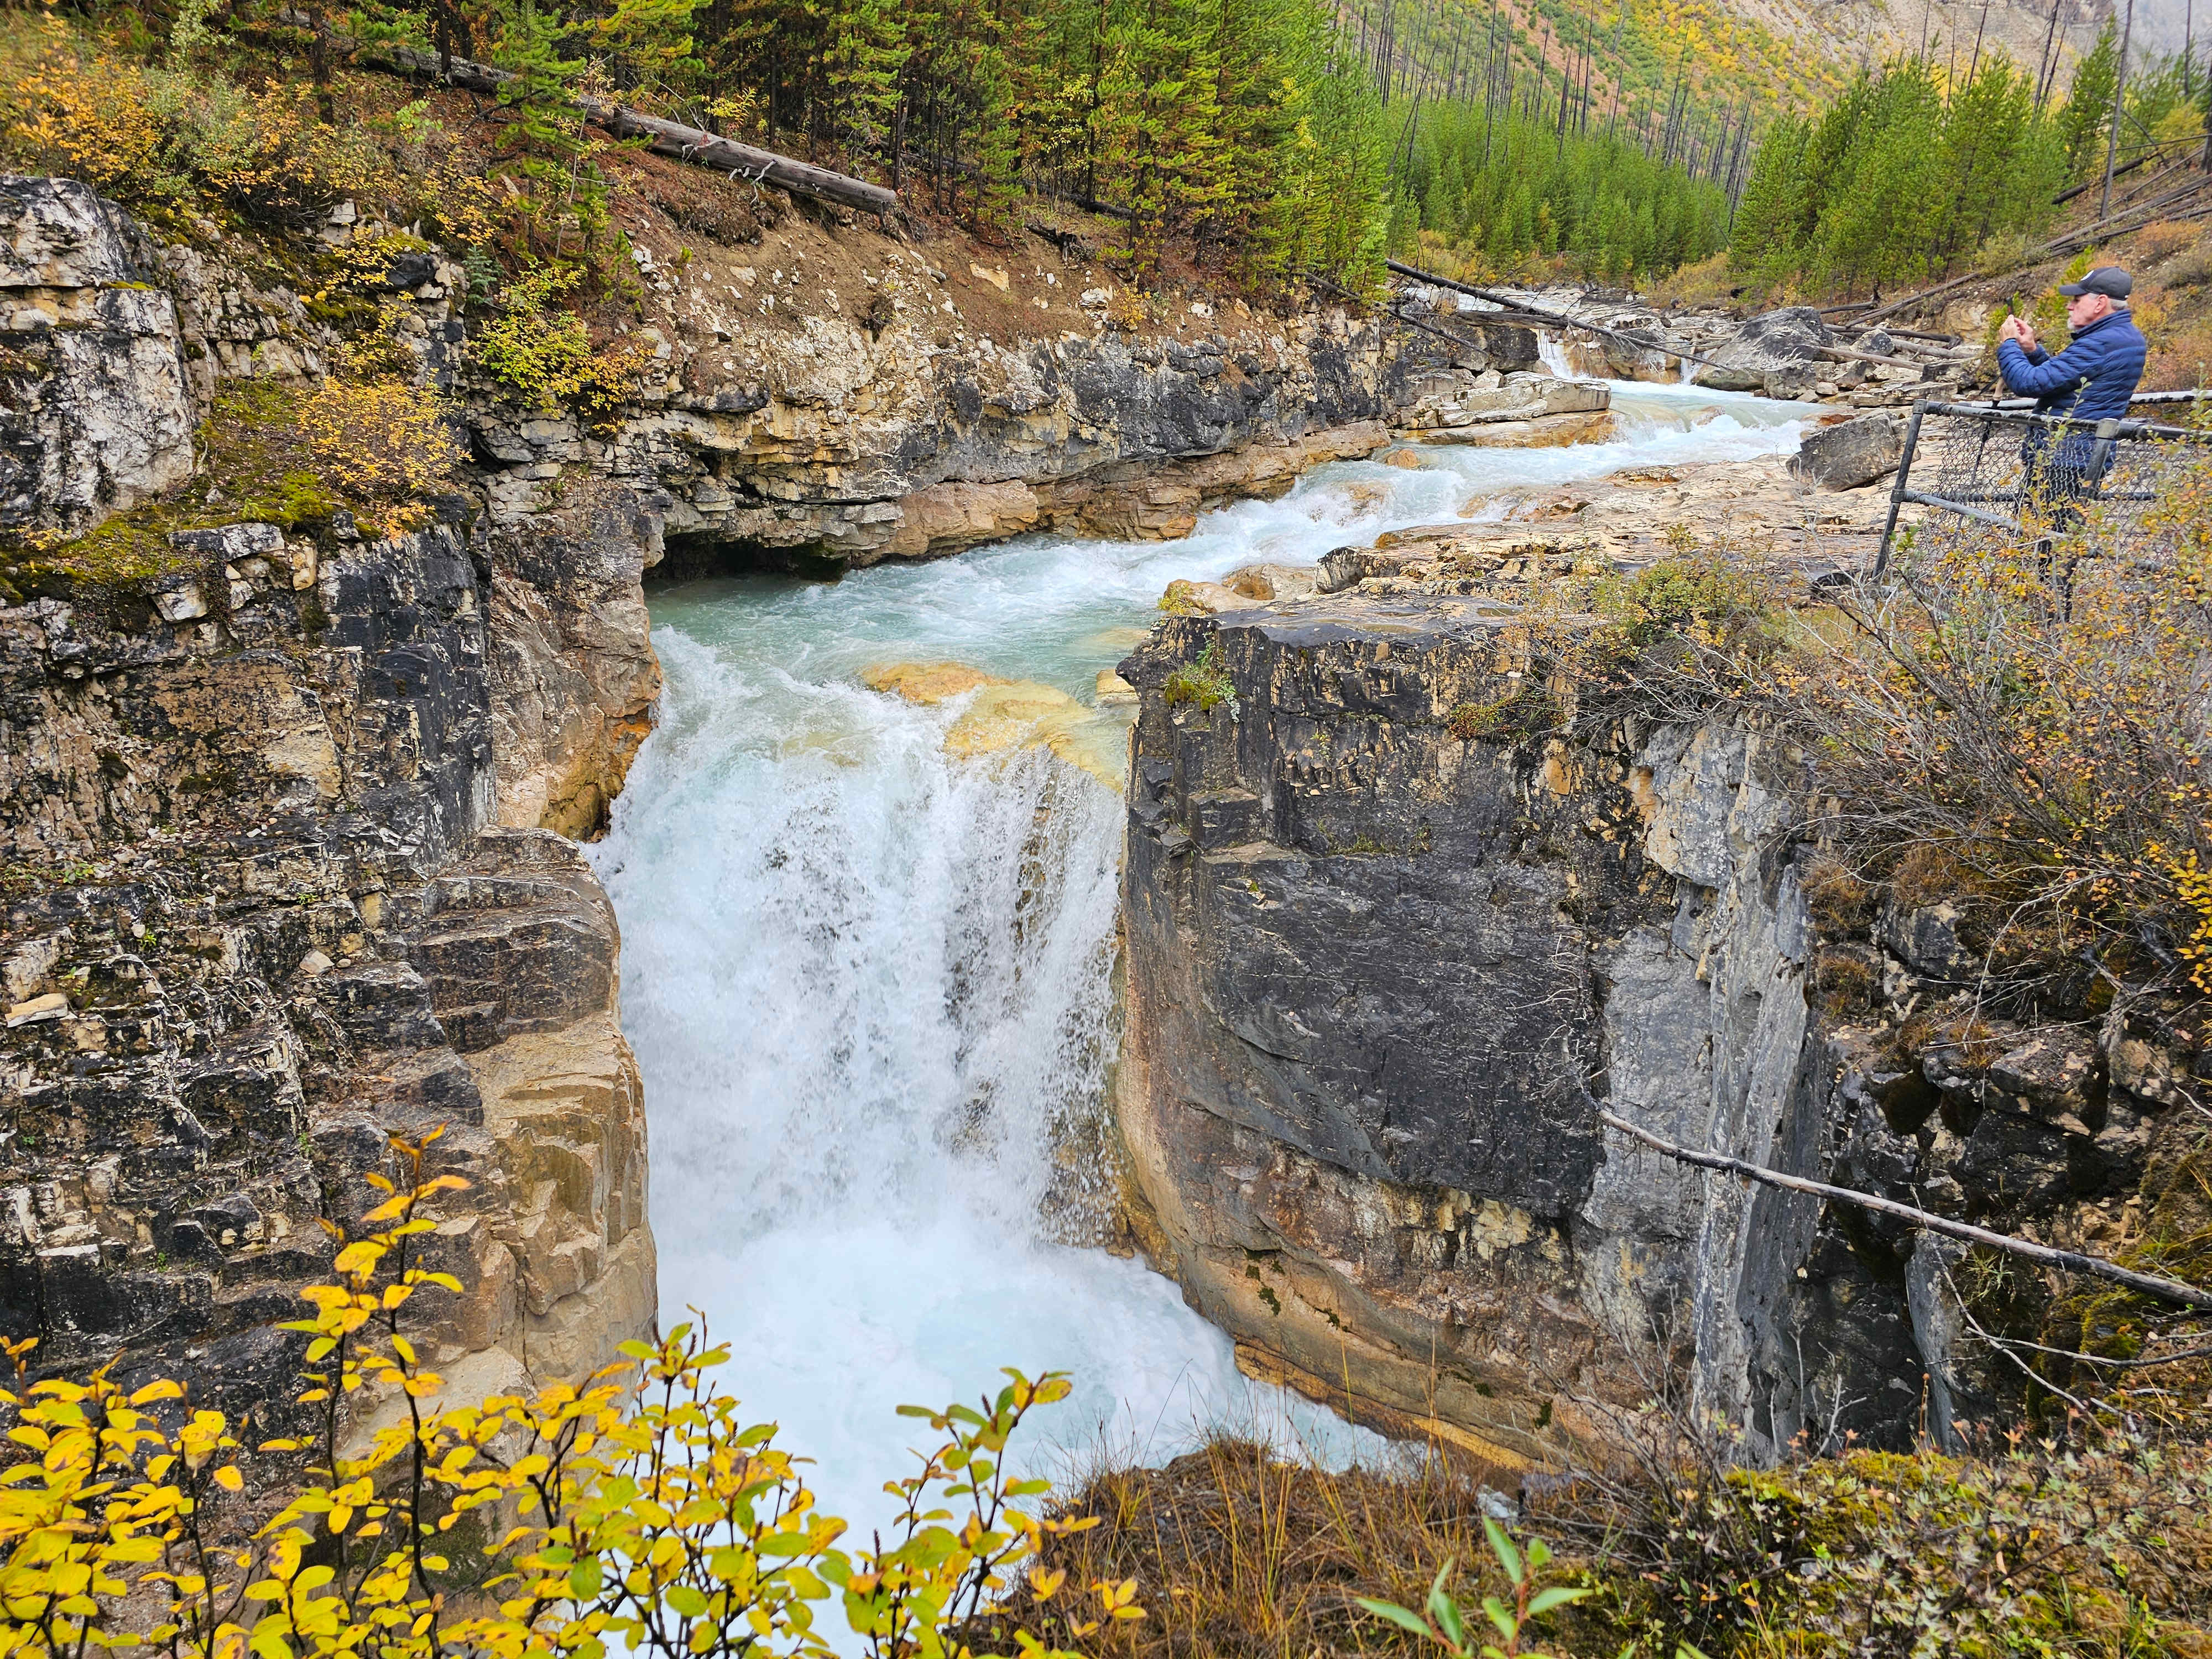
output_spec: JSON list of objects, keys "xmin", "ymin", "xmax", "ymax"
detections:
[{"xmin": 2058, "ymin": 266, "xmax": 2132, "ymax": 299}]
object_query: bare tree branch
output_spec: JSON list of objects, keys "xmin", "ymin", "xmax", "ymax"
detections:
[{"xmin": 1598, "ymin": 1109, "xmax": 2212, "ymax": 1311}]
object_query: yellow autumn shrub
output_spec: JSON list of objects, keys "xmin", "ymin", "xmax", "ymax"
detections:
[
  {"xmin": 0, "ymin": 14, "xmax": 165, "ymax": 195},
  {"xmin": 0, "ymin": 1131, "xmax": 1134, "ymax": 1659},
  {"xmin": 472, "ymin": 265, "xmax": 655, "ymax": 419},
  {"xmin": 298, "ymin": 379, "xmax": 466, "ymax": 516},
  {"xmin": 0, "ymin": 11, "xmax": 387, "ymax": 225}
]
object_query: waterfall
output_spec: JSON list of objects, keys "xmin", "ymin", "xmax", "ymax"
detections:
[
  {"xmin": 592, "ymin": 621, "xmax": 1371, "ymax": 1540},
  {"xmin": 588, "ymin": 379, "xmax": 1812, "ymax": 1535},
  {"xmin": 1537, "ymin": 330, "xmax": 1585, "ymax": 379}
]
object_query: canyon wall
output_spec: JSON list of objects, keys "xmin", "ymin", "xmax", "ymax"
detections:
[
  {"xmin": 0, "ymin": 510, "xmax": 655, "ymax": 1422},
  {"xmin": 0, "ymin": 176, "xmax": 670, "ymax": 1418},
  {"xmin": 1114, "ymin": 555, "xmax": 2195, "ymax": 1465},
  {"xmin": 464, "ymin": 270, "xmax": 1540, "ymax": 568},
  {"xmin": 0, "ymin": 170, "xmax": 1512, "ymax": 1422}
]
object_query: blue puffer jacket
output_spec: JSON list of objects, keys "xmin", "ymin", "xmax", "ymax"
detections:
[{"xmin": 1996, "ymin": 309, "xmax": 2148, "ymax": 421}]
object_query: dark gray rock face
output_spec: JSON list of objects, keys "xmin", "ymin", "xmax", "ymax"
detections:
[
  {"xmin": 1113, "ymin": 599, "xmax": 2187, "ymax": 1464},
  {"xmin": 0, "ymin": 518, "xmax": 654, "ymax": 1424},
  {"xmin": 1113, "ymin": 606, "xmax": 1842, "ymax": 1463},
  {"xmin": 1792, "ymin": 413, "xmax": 1906, "ymax": 490},
  {"xmin": 1120, "ymin": 606, "xmax": 1607, "ymax": 1215}
]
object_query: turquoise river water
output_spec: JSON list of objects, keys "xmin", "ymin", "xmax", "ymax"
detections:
[{"xmin": 586, "ymin": 377, "xmax": 1807, "ymax": 1535}]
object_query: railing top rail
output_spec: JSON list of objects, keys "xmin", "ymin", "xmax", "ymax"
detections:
[{"xmin": 1912, "ymin": 399, "xmax": 2212, "ymax": 443}]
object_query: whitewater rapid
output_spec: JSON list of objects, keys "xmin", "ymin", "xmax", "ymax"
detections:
[{"xmin": 588, "ymin": 377, "xmax": 1806, "ymax": 1532}]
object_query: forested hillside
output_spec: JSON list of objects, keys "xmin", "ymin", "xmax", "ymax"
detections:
[
  {"xmin": 0, "ymin": 0, "xmax": 1840, "ymax": 311},
  {"xmin": 0, "ymin": 0, "xmax": 1395, "ymax": 306},
  {"xmin": 1731, "ymin": 19, "xmax": 2212, "ymax": 298},
  {"xmin": 695, "ymin": 0, "xmax": 1393, "ymax": 286},
  {"xmin": 8, "ymin": 0, "xmax": 2193, "ymax": 315},
  {"xmin": 1398, "ymin": 105, "xmax": 1733, "ymax": 282}
]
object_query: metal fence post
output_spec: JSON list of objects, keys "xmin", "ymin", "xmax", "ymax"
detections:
[
  {"xmin": 1874, "ymin": 401, "xmax": 1928, "ymax": 583},
  {"xmin": 2086, "ymin": 416, "xmax": 2122, "ymax": 500}
]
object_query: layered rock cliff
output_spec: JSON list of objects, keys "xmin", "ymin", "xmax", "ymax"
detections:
[
  {"xmin": 467, "ymin": 249, "xmax": 1542, "ymax": 568},
  {"xmin": 0, "ymin": 175, "xmax": 670, "ymax": 1417},
  {"xmin": 0, "ymin": 515, "xmax": 655, "ymax": 1422},
  {"xmin": 0, "ymin": 163, "xmax": 1540, "ymax": 1423},
  {"xmin": 1114, "ymin": 554, "xmax": 2195, "ymax": 1466}
]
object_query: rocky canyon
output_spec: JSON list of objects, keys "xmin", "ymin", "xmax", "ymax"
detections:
[{"xmin": 2, "ymin": 150, "xmax": 2193, "ymax": 1488}]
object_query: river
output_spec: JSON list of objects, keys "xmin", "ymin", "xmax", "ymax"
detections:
[{"xmin": 587, "ymin": 377, "xmax": 1807, "ymax": 1533}]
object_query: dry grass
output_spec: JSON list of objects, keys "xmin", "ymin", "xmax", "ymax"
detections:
[
  {"xmin": 961, "ymin": 1437, "xmax": 1583, "ymax": 1659},
  {"xmin": 2132, "ymin": 219, "xmax": 2205, "ymax": 269},
  {"xmin": 2146, "ymin": 315, "xmax": 2212, "ymax": 393},
  {"xmin": 1645, "ymin": 251, "xmax": 1741, "ymax": 311}
]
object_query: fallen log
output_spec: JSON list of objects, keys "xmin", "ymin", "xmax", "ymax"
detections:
[
  {"xmin": 1848, "ymin": 325, "xmax": 1964, "ymax": 346},
  {"xmin": 1382, "ymin": 257, "xmax": 1739, "ymax": 373},
  {"xmin": 368, "ymin": 43, "xmax": 898, "ymax": 217},
  {"xmin": 1598, "ymin": 1109, "xmax": 2212, "ymax": 1312},
  {"xmin": 1818, "ymin": 344, "xmax": 1932, "ymax": 372},
  {"xmin": 1858, "ymin": 174, "xmax": 2212, "ymax": 326}
]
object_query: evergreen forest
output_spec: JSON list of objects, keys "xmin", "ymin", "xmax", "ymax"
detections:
[
  {"xmin": 1395, "ymin": 105, "xmax": 1735, "ymax": 284},
  {"xmin": 0, "ymin": 0, "xmax": 2205, "ymax": 309},
  {"xmin": 1731, "ymin": 20, "xmax": 2212, "ymax": 296}
]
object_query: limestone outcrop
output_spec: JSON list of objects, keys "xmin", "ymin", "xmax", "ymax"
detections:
[
  {"xmin": 0, "ymin": 513, "xmax": 656, "ymax": 1422},
  {"xmin": 0, "ymin": 178, "xmax": 195, "ymax": 532},
  {"xmin": 1113, "ymin": 538, "xmax": 2191, "ymax": 1464},
  {"xmin": 1792, "ymin": 411, "xmax": 1907, "ymax": 491},
  {"xmin": 1394, "ymin": 369, "xmax": 1610, "ymax": 435},
  {"xmin": 1114, "ymin": 600, "xmax": 1824, "ymax": 1464},
  {"xmin": 484, "ymin": 482, "xmax": 665, "ymax": 839},
  {"xmin": 0, "ymin": 176, "xmax": 658, "ymax": 1427},
  {"xmin": 474, "ymin": 308, "xmax": 1531, "ymax": 571}
]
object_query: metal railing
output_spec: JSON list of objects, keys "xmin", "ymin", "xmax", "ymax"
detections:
[{"xmin": 1875, "ymin": 396, "xmax": 2212, "ymax": 577}]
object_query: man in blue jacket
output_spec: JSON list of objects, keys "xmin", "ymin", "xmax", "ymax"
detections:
[{"xmin": 1995, "ymin": 266, "xmax": 2147, "ymax": 514}]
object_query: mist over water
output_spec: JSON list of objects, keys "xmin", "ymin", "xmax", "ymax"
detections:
[{"xmin": 587, "ymin": 378, "xmax": 1806, "ymax": 1536}]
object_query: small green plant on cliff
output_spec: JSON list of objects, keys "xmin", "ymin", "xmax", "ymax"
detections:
[
  {"xmin": 0, "ymin": 1129, "xmax": 1130, "ymax": 1659},
  {"xmin": 1444, "ymin": 683, "xmax": 1558, "ymax": 745},
  {"xmin": 1589, "ymin": 548, "xmax": 1787, "ymax": 658},
  {"xmin": 1502, "ymin": 546, "xmax": 1795, "ymax": 734},
  {"xmin": 1161, "ymin": 640, "xmax": 1235, "ymax": 713},
  {"xmin": 1357, "ymin": 1521, "xmax": 1590, "ymax": 1658}
]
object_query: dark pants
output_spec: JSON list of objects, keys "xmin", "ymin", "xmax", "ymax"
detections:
[
  {"xmin": 2020, "ymin": 434, "xmax": 2106, "ymax": 608},
  {"xmin": 2020, "ymin": 431, "xmax": 2109, "ymax": 533}
]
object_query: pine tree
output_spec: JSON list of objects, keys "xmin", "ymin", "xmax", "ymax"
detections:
[
  {"xmin": 2058, "ymin": 19, "xmax": 2119, "ymax": 182},
  {"xmin": 490, "ymin": 0, "xmax": 603, "ymax": 260},
  {"xmin": 822, "ymin": 0, "xmax": 908, "ymax": 161},
  {"xmin": 1730, "ymin": 111, "xmax": 1806, "ymax": 280},
  {"xmin": 1812, "ymin": 56, "xmax": 1944, "ymax": 291}
]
